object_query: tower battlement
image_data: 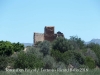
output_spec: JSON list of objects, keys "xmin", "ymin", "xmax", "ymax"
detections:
[{"xmin": 33, "ymin": 26, "xmax": 64, "ymax": 45}]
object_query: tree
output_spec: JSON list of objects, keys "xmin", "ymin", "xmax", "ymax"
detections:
[
  {"xmin": 38, "ymin": 40, "xmax": 51, "ymax": 56},
  {"xmin": 43, "ymin": 55, "xmax": 56, "ymax": 69},
  {"xmin": 26, "ymin": 46, "xmax": 43, "ymax": 59},
  {"xmin": 52, "ymin": 37, "xmax": 69, "ymax": 53},
  {"xmin": 0, "ymin": 41, "xmax": 14, "ymax": 56},
  {"xmin": 14, "ymin": 51, "xmax": 44, "ymax": 69},
  {"xmin": 0, "ymin": 56, "xmax": 8, "ymax": 70},
  {"xmin": 83, "ymin": 48, "xmax": 98, "ymax": 64},
  {"xmin": 86, "ymin": 43, "xmax": 100, "ymax": 67},
  {"xmin": 69, "ymin": 36, "xmax": 85, "ymax": 50},
  {"xmin": 0, "ymin": 41, "xmax": 24, "ymax": 56},
  {"xmin": 12, "ymin": 42, "xmax": 24, "ymax": 52},
  {"xmin": 62, "ymin": 50, "xmax": 85, "ymax": 68},
  {"xmin": 85, "ymin": 56, "xmax": 96, "ymax": 69},
  {"xmin": 51, "ymin": 50, "xmax": 63, "ymax": 62}
]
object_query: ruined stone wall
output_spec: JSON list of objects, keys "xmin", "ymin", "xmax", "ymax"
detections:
[
  {"xmin": 56, "ymin": 31, "xmax": 64, "ymax": 37},
  {"xmin": 44, "ymin": 26, "xmax": 54, "ymax": 34},
  {"xmin": 33, "ymin": 26, "xmax": 64, "ymax": 45},
  {"xmin": 34, "ymin": 33, "xmax": 44, "ymax": 44},
  {"xmin": 44, "ymin": 26, "xmax": 56, "ymax": 42}
]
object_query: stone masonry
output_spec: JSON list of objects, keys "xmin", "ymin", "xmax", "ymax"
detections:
[{"xmin": 33, "ymin": 26, "xmax": 64, "ymax": 45}]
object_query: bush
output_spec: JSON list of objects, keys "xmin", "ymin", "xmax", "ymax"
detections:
[
  {"xmin": 52, "ymin": 37, "xmax": 69, "ymax": 53},
  {"xmin": 0, "ymin": 56, "xmax": 8, "ymax": 71},
  {"xmin": 85, "ymin": 56, "xmax": 96, "ymax": 69},
  {"xmin": 86, "ymin": 43, "xmax": 100, "ymax": 67},
  {"xmin": 38, "ymin": 40, "xmax": 51, "ymax": 56},
  {"xmin": 0, "ymin": 41, "xmax": 24, "ymax": 56},
  {"xmin": 26, "ymin": 47, "xmax": 43, "ymax": 59},
  {"xmin": 14, "ymin": 51, "xmax": 44, "ymax": 69},
  {"xmin": 0, "ymin": 41, "xmax": 14, "ymax": 56},
  {"xmin": 83, "ymin": 48, "xmax": 98, "ymax": 64},
  {"xmin": 51, "ymin": 50, "xmax": 63, "ymax": 62},
  {"xmin": 62, "ymin": 50, "xmax": 85, "ymax": 68},
  {"xmin": 69, "ymin": 36, "xmax": 85, "ymax": 50},
  {"xmin": 55, "ymin": 62, "xmax": 66, "ymax": 69},
  {"xmin": 43, "ymin": 55, "xmax": 56, "ymax": 69},
  {"xmin": 12, "ymin": 42, "xmax": 24, "ymax": 52}
]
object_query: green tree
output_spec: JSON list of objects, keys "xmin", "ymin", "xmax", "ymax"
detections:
[
  {"xmin": 26, "ymin": 46, "xmax": 43, "ymax": 59},
  {"xmin": 86, "ymin": 43, "xmax": 100, "ymax": 67},
  {"xmin": 83, "ymin": 48, "xmax": 98, "ymax": 64},
  {"xmin": 0, "ymin": 41, "xmax": 14, "ymax": 56},
  {"xmin": 52, "ymin": 37, "xmax": 69, "ymax": 53},
  {"xmin": 69, "ymin": 36, "xmax": 85, "ymax": 50},
  {"xmin": 0, "ymin": 56, "xmax": 8, "ymax": 71},
  {"xmin": 51, "ymin": 50, "xmax": 63, "ymax": 62},
  {"xmin": 12, "ymin": 42, "xmax": 24, "ymax": 52},
  {"xmin": 85, "ymin": 56, "xmax": 96, "ymax": 69},
  {"xmin": 43, "ymin": 55, "xmax": 56, "ymax": 69},
  {"xmin": 38, "ymin": 40, "xmax": 51, "ymax": 56},
  {"xmin": 62, "ymin": 50, "xmax": 85, "ymax": 68},
  {"xmin": 14, "ymin": 51, "xmax": 44, "ymax": 69}
]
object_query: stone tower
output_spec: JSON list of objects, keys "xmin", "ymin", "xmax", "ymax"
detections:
[
  {"xmin": 33, "ymin": 26, "xmax": 64, "ymax": 45},
  {"xmin": 44, "ymin": 26, "xmax": 56, "ymax": 42}
]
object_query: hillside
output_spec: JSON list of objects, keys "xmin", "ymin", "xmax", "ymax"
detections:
[{"xmin": 86, "ymin": 39, "xmax": 100, "ymax": 44}]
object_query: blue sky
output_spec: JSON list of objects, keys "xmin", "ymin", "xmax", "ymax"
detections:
[{"xmin": 0, "ymin": 0, "xmax": 100, "ymax": 43}]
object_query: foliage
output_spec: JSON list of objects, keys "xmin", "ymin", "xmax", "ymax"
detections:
[
  {"xmin": 1, "ymin": 69, "xmax": 100, "ymax": 75},
  {"xmin": 51, "ymin": 50, "xmax": 85, "ymax": 68},
  {"xmin": 38, "ymin": 40, "xmax": 51, "ymax": 56},
  {"xmin": 55, "ymin": 62, "xmax": 66, "ymax": 69},
  {"xmin": 26, "ymin": 46, "xmax": 43, "ymax": 59},
  {"xmin": 52, "ymin": 37, "xmax": 69, "ymax": 53},
  {"xmin": 62, "ymin": 50, "xmax": 85, "ymax": 68},
  {"xmin": 51, "ymin": 50, "xmax": 63, "ymax": 62},
  {"xmin": 35, "ymin": 41, "xmax": 42, "ymax": 45},
  {"xmin": 12, "ymin": 42, "xmax": 24, "ymax": 52},
  {"xmin": 83, "ymin": 48, "xmax": 98, "ymax": 64},
  {"xmin": 43, "ymin": 55, "xmax": 56, "ymax": 69},
  {"xmin": 0, "ymin": 41, "xmax": 14, "ymax": 56},
  {"xmin": 0, "ymin": 35, "xmax": 100, "ymax": 70},
  {"xmin": 69, "ymin": 36, "xmax": 85, "ymax": 50},
  {"xmin": 86, "ymin": 43, "xmax": 100, "ymax": 67},
  {"xmin": 0, "ymin": 41, "xmax": 24, "ymax": 56},
  {"xmin": 14, "ymin": 51, "xmax": 44, "ymax": 69},
  {"xmin": 0, "ymin": 56, "xmax": 8, "ymax": 71},
  {"xmin": 85, "ymin": 57, "xmax": 96, "ymax": 69}
]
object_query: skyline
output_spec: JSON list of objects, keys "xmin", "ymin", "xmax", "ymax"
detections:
[{"xmin": 0, "ymin": 0, "xmax": 100, "ymax": 43}]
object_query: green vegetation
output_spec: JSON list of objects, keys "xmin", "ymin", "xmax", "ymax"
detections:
[
  {"xmin": 0, "ymin": 69, "xmax": 100, "ymax": 75},
  {"xmin": 0, "ymin": 41, "xmax": 24, "ymax": 56},
  {"xmin": 0, "ymin": 36, "xmax": 100, "ymax": 74}
]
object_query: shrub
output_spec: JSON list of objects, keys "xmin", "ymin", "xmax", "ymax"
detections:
[
  {"xmin": 62, "ymin": 50, "xmax": 85, "ymax": 68},
  {"xmin": 12, "ymin": 42, "xmax": 24, "ymax": 52},
  {"xmin": 51, "ymin": 50, "xmax": 63, "ymax": 62},
  {"xmin": 69, "ymin": 36, "xmax": 85, "ymax": 50},
  {"xmin": 86, "ymin": 43, "xmax": 100, "ymax": 67},
  {"xmin": 0, "ymin": 56, "xmax": 8, "ymax": 71},
  {"xmin": 14, "ymin": 51, "xmax": 44, "ymax": 69},
  {"xmin": 83, "ymin": 48, "xmax": 98, "ymax": 64},
  {"xmin": 85, "ymin": 56, "xmax": 96, "ymax": 69},
  {"xmin": 38, "ymin": 40, "xmax": 51, "ymax": 56},
  {"xmin": 55, "ymin": 62, "xmax": 66, "ymax": 69},
  {"xmin": 43, "ymin": 55, "xmax": 56, "ymax": 69},
  {"xmin": 52, "ymin": 37, "xmax": 69, "ymax": 53},
  {"xmin": 0, "ymin": 41, "xmax": 14, "ymax": 56},
  {"xmin": 26, "ymin": 47, "xmax": 43, "ymax": 59}
]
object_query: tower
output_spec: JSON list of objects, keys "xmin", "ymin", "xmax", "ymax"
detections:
[{"xmin": 44, "ymin": 26, "xmax": 56, "ymax": 42}]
